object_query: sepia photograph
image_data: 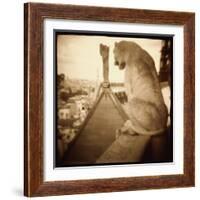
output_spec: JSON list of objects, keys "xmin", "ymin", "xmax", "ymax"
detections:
[{"xmin": 55, "ymin": 31, "xmax": 173, "ymax": 167}]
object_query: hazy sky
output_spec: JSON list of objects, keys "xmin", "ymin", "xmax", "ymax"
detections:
[{"xmin": 57, "ymin": 35, "xmax": 162, "ymax": 82}]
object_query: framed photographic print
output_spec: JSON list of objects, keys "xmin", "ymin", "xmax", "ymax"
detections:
[{"xmin": 24, "ymin": 3, "xmax": 195, "ymax": 197}]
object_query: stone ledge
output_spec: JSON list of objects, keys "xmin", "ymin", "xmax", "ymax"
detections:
[{"xmin": 96, "ymin": 134, "xmax": 151, "ymax": 164}]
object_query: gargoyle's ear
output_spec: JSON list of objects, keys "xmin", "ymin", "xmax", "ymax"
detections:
[{"xmin": 99, "ymin": 43, "xmax": 103, "ymax": 54}]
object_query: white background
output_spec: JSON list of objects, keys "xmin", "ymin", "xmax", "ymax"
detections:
[{"xmin": 0, "ymin": 0, "xmax": 199, "ymax": 199}]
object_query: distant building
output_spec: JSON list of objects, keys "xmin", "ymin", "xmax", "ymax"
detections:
[
  {"xmin": 158, "ymin": 39, "xmax": 172, "ymax": 83},
  {"xmin": 58, "ymin": 107, "xmax": 70, "ymax": 120}
]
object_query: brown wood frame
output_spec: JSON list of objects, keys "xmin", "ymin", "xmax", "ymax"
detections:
[{"xmin": 24, "ymin": 2, "xmax": 195, "ymax": 197}]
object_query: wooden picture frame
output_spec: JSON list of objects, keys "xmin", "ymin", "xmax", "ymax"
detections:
[{"xmin": 24, "ymin": 3, "xmax": 195, "ymax": 197}]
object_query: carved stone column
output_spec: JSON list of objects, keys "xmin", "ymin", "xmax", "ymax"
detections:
[{"xmin": 99, "ymin": 43, "xmax": 109, "ymax": 86}]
